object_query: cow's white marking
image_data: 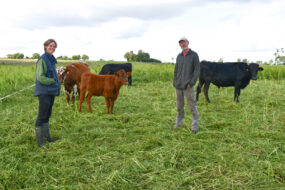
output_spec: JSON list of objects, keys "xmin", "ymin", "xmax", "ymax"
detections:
[{"xmin": 73, "ymin": 85, "xmax": 77, "ymax": 98}]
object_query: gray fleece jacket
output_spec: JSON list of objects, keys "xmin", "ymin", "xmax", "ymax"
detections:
[{"xmin": 173, "ymin": 49, "xmax": 200, "ymax": 89}]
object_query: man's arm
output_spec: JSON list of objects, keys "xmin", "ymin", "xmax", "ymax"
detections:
[{"xmin": 189, "ymin": 54, "xmax": 200, "ymax": 87}]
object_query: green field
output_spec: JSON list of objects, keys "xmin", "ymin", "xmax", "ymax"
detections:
[{"xmin": 0, "ymin": 61, "xmax": 284, "ymax": 189}]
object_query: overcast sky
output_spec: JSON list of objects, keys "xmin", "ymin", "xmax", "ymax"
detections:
[{"xmin": 0, "ymin": 0, "xmax": 284, "ymax": 62}]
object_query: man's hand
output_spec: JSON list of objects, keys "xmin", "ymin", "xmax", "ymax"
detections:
[{"xmin": 188, "ymin": 84, "xmax": 191, "ymax": 88}]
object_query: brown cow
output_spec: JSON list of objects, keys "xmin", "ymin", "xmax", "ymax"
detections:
[
  {"xmin": 59, "ymin": 63, "xmax": 90, "ymax": 104},
  {"xmin": 78, "ymin": 69, "xmax": 128, "ymax": 114}
]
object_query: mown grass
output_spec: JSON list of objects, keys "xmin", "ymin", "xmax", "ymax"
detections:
[{"xmin": 0, "ymin": 61, "xmax": 284, "ymax": 189}]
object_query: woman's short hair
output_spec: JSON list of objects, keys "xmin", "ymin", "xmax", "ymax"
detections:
[{"xmin": 44, "ymin": 39, "xmax": 57, "ymax": 51}]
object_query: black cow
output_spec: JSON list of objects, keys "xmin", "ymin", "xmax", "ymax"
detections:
[
  {"xmin": 99, "ymin": 63, "xmax": 132, "ymax": 86},
  {"xmin": 196, "ymin": 61, "xmax": 264, "ymax": 102}
]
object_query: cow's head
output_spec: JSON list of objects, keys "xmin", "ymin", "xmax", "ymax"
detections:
[
  {"xmin": 56, "ymin": 67, "xmax": 66, "ymax": 83},
  {"xmin": 115, "ymin": 69, "xmax": 128, "ymax": 85},
  {"xmin": 246, "ymin": 63, "xmax": 263, "ymax": 80}
]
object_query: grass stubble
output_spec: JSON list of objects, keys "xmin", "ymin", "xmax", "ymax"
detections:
[{"xmin": 0, "ymin": 61, "xmax": 284, "ymax": 189}]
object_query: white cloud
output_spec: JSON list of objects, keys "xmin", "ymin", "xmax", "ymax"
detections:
[{"xmin": 0, "ymin": 0, "xmax": 284, "ymax": 62}]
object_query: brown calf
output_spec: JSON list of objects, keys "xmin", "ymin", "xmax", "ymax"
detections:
[
  {"xmin": 78, "ymin": 70, "xmax": 128, "ymax": 114},
  {"xmin": 59, "ymin": 63, "xmax": 90, "ymax": 104}
]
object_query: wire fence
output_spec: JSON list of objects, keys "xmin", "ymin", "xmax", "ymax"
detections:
[{"xmin": 0, "ymin": 84, "xmax": 35, "ymax": 101}]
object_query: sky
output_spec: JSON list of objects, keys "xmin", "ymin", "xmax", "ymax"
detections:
[{"xmin": 0, "ymin": 0, "xmax": 284, "ymax": 62}]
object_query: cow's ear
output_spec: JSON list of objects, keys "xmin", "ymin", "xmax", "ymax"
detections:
[
  {"xmin": 258, "ymin": 67, "xmax": 264, "ymax": 71},
  {"xmin": 245, "ymin": 66, "xmax": 249, "ymax": 71}
]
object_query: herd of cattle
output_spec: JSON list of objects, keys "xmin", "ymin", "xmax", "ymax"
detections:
[
  {"xmin": 57, "ymin": 62, "xmax": 132, "ymax": 113},
  {"xmin": 56, "ymin": 61, "xmax": 263, "ymax": 113}
]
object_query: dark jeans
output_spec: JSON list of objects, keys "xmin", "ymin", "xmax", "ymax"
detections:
[{"xmin": 35, "ymin": 95, "xmax": 55, "ymax": 127}]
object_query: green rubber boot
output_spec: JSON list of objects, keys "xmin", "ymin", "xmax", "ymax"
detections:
[
  {"xmin": 35, "ymin": 126, "xmax": 45, "ymax": 147},
  {"xmin": 42, "ymin": 123, "xmax": 58, "ymax": 143}
]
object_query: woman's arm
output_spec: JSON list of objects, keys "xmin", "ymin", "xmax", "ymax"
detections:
[{"xmin": 36, "ymin": 59, "xmax": 56, "ymax": 85}]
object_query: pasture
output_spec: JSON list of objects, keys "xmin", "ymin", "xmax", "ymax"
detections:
[{"xmin": 0, "ymin": 60, "xmax": 284, "ymax": 189}]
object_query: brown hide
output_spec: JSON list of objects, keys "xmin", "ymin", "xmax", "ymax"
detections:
[
  {"xmin": 78, "ymin": 69, "xmax": 128, "ymax": 114},
  {"xmin": 63, "ymin": 63, "xmax": 90, "ymax": 104}
]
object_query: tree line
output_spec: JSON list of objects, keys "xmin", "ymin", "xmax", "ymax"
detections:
[
  {"xmin": 6, "ymin": 53, "xmax": 89, "ymax": 61},
  {"xmin": 5, "ymin": 48, "xmax": 285, "ymax": 64},
  {"xmin": 124, "ymin": 50, "xmax": 161, "ymax": 63}
]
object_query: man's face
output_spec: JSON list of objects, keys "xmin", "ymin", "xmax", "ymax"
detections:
[{"xmin": 179, "ymin": 40, "xmax": 189, "ymax": 51}]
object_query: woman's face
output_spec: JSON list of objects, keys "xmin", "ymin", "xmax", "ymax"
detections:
[{"xmin": 46, "ymin": 42, "xmax": 56, "ymax": 55}]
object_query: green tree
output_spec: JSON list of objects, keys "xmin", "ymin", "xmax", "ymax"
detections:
[
  {"xmin": 32, "ymin": 53, "xmax": 40, "ymax": 59},
  {"xmin": 124, "ymin": 52, "xmax": 130, "ymax": 61},
  {"xmin": 137, "ymin": 50, "xmax": 150, "ymax": 62},
  {"xmin": 237, "ymin": 58, "xmax": 241, "ymax": 62},
  {"xmin": 130, "ymin": 51, "xmax": 136, "ymax": 62},
  {"xmin": 136, "ymin": 50, "xmax": 144, "ymax": 62},
  {"xmin": 72, "ymin": 55, "xmax": 81, "ymax": 60},
  {"xmin": 16, "ymin": 53, "xmax": 24, "ymax": 59},
  {"xmin": 148, "ymin": 58, "xmax": 161, "ymax": 63},
  {"xmin": 274, "ymin": 48, "xmax": 285, "ymax": 65},
  {"xmin": 82, "ymin": 54, "xmax": 89, "ymax": 61},
  {"xmin": 7, "ymin": 53, "xmax": 24, "ymax": 59},
  {"xmin": 242, "ymin": 58, "xmax": 248, "ymax": 63},
  {"xmin": 124, "ymin": 50, "xmax": 159, "ymax": 63}
]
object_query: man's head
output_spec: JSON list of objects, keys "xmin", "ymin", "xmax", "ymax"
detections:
[{"xmin": 178, "ymin": 37, "xmax": 189, "ymax": 51}]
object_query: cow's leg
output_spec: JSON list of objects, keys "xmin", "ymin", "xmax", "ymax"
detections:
[
  {"xmin": 86, "ymin": 93, "xmax": 93, "ymax": 113},
  {"xmin": 203, "ymin": 82, "xmax": 211, "ymax": 103},
  {"xmin": 78, "ymin": 90, "xmax": 86, "ymax": 112},
  {"xmin": 77, "ymin": 87, "xmax": 80, "ymax": 100},
  {"xmin": 65, "ymin": 92, "xmax": 70, "ymax": 105},
  {"xmin": 234, "ymin": 87, "xmax": 240, "ymax": 103},
  {"xmin": 64, "ymin": 86, "xmax": 71, "ymax": 104},
  {"xmin": 104, "ymin": 97, "xmax": 110, "ymax": 114},
  {"xmin": 110, "ymin": 96, "xmax": 118, "ymax": 113},
  {"xmin": 128, "ymin": 75, "xmax": 132, "ymax": 86},
  {"xmin": 196, "ymin": 80, "xmax": 204, "ymax": 102},
  {"xmin": 110, "ymin": 100, "xmax": 115, "ymax": 113},
  {"xmin": 72, "ymin": 85, "xmax": 77, "ymax": 104}
]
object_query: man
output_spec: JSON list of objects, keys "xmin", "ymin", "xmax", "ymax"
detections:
[{"xmin": 173, "ymin": 37, "xmax": 200, "ymax": 133}]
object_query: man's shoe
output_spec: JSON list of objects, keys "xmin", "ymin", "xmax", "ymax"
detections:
[{"xmin": 174, "ymin": 117, "xmax": 183, "ymax": 129}]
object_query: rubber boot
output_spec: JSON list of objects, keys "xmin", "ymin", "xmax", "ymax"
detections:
[
  {"xmin": 35, "ymin": 126, "xmax": 45, "ymax": 147},
  {"xmin": 42, "ymin": 123, "xmax": 58, "ymax": 143}
]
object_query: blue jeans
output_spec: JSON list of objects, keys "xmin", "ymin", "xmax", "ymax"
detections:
[{"xmin": 35, "ymin": 95, "xmax": 55, "ymax": 127}]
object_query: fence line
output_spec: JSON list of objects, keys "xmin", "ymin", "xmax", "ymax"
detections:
[{"xmin": 0, "ymin": 84, "xmax": 35, "ymax": 101}]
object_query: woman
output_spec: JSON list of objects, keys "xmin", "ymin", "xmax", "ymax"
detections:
[{"xmin": 34, "ymin": 39, "xmax": 61, "ymax": 147}]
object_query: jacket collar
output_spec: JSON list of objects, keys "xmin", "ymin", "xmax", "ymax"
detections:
[
  {"xmin": 44, "ymin": 52, "xmax": 57, "ymax": 65},
  {"xmin": 180, "ymin": 49, "xmax": 192, "ymax": 56}
]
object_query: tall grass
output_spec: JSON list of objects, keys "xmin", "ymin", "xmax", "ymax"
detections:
[
  {"xmin": 0, "ymin": 61, "xmax": 284, "ymax": 189},
  {"xmin": 258, "ymin": 65, "xmax": 285, "ymax": 80}
]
